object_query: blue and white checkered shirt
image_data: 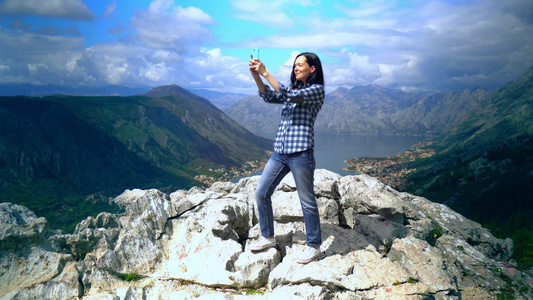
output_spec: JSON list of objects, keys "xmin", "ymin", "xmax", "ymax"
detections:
[{"xmin": 259, "ymin": 82, "xmax": 325, "ymax": 154}]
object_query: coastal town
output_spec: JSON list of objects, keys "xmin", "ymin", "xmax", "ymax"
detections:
[
  {"xmin": 194, "ymin": 156, "xmax": 270, "ymax": 185},
  {"xmin": 195, "ymin": 142, "xmax": 437, "ymax": 187},
  {"xmin": 343, "ymin": 141, "xmax": 436, "ymax": 188}
]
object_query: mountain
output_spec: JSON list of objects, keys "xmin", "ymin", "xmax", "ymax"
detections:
[
  {"xmin": 2, "ymin": 170, "xmax": 531, "ymax": 299},
  {"xmin": 0, "ymin": 83, "xmax": 151, "ymax": 97},
  {"xmin": 316, "ymin": 85, "xmax": 424, "ymax": 135},
  {"xmin": 224, "ymin": 94, "xmax": 283, "ymax": 133},
  {"xmin": 439, "ymin": 67, "xmax": 533, "ymax": 150},
  {"xmin": 225, "ymin": 84, "xmax": 493, "ymax": 136},
  {"xmin": 392, "ymin": 88, "xmax": 494, "ymax": 136},
  {"xmin": 400, "ymin": 66, "xmax": 533, "ymax": 268},
  {"xmin": 190, "ymin": 88, "xmax": 248, "ymax": 111},
  {"xmin": 0, "ymin": 85, "xmax": 271, "ymax": 231}
]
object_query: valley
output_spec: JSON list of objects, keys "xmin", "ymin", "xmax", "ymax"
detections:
[
  {"xmin": 1, "ymin": 66, "xmax": 532, "ymax": 270},
  {"xmin": 0, "ymin": 86, "xmax": 271, "ymax": 231}
]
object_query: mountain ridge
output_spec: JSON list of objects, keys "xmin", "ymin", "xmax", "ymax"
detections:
[
  {"xmin": 190, "ymin": 88, "xmax": 248, "ymax": 111},
  {"xmin": 441, "ymin": 66, "xmax": 533, "ymax": 151},
  {"xmin": 224, "ymin": 84, "xmax": 492, "ymax": 136},
  {"xmin": 391, "ymin": 66, "xmax": 533, "ymax": 269},
  {"xmin": 0, "ymin": 83, "xmax": 151, "ymax": 97},
  {"xmin": 0, "ymin": 85, "xmax": 271, "ymax": 231},
  {"xmin": 143, "ymin": 84, "xmax": 217, "ymax": 109}
]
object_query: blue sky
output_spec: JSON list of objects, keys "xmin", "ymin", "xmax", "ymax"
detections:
[{"xmin": 1, "ymin": 0, "xmax": 532, "ymax": 94}]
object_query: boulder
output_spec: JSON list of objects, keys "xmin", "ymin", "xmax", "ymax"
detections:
[{"xmin": 0, "ymin": 170, "xmax": 531, "ymax": 300}]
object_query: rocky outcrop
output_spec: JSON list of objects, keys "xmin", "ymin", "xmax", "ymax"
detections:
[{"xmin": 1, "ymin": 170, "xmax": 532, "ymax": 299}]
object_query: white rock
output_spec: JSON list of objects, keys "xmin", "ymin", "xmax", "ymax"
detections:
[{"xmin": 1, "ymin": 169, "xmax": 531, "ymax": 299}]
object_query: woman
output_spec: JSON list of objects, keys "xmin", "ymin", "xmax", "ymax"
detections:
[{"xmin": 248, "ymin": 52, "xmax": 325, "ymax": 264}]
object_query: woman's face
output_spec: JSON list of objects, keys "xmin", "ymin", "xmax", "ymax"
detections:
[{"xmin": 294, "ymin": 55, "xmax": 315, "ymax": 84}]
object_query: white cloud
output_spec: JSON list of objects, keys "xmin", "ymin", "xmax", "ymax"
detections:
[
  {"xmin": 1, "ymin": 0, "xmax": 532, "ymax": 93},
  {"xmin": 202, "ymin": 48, "xmax": 222, "ymax": 59},
  {"xmin": 230, "ymin": 0, "xmax": 293, "ymax": 28},
  {"xmin": 105, "ymin": 0, "xmax": 116, "ymax": 18},
  {"xmin": 0, "ymin": 27, "xmax": 85, "ymax": 83},
  {"xmin": 326, "ymin": 50, "xmax": 381, "ymax": 88},
  {"xmin": 130, "ymin": 2, "xmax": 215, "ymax": 53},
  {"xmin": 0, "ymin": 1, "xmax": 228, "ymax": 89},
  {"xmin": 141, "ymin": 62, "xmax": 168, "ymax": 82},
  {"xmin": 249, "ymin": 32, "xmax": 374, "ymax": 49},
  {"xmin": 229, "ymin": 0, "xmax": 320, "ymax": 29},
  {"xmin": 271, "ymin": 51, "xmax": 300, "ymax": 80},
  {"xmin": 1, "ymin": 6, "xmax": 240, "ymax": 91},
  {"xmin": 247, "ymin": 0, "xmax": 533, "ymax": 91},
  {"xmin": 187, "ymin": 48, "xmax": 256, "ymax": 89},
  {"xmin": 0, "ymin": 0, "xmax": 94, "ymax": 20},
  {"xmin": 148, "ymin": 0, "xmax": 172, "ymax": 13}
]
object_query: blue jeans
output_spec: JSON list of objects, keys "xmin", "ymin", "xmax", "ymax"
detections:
[{"xmin": 255, "ymin": 149, "xmax": 322, "ymax": 247}]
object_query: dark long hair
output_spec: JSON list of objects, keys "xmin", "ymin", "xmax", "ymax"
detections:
[{"xmin": 290, "ymin": 52, "xmax": 325, "ymax": 87}]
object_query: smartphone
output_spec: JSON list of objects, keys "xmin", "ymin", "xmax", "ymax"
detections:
[{"xmin": 251, "ymin": 49, "xmax": 260, "ymax": 65}]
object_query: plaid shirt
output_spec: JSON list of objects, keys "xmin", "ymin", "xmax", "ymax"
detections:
[{"xmin": 259, "ymin": 82, "xmax": 325, "ymax": 154}]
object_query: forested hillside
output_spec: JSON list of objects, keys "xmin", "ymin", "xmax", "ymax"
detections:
[
  {"xmin": 0, "ymin": 85, "xmax": 271, "ymax": 231},
  {"xmin": 401, "ymin": 66, "xmax": 533, "ymax": 268}
]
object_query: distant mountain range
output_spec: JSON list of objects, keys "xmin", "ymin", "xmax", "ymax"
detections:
[
  {"xmin": 0, "ymin": 83, "xmax": 151, "ymax": 97},
  {"xmin": 0, "ymin": 83, "xmax": 249, "ymax": 110},
  {"xmin": 189, "ymin": 88, "xmax": 248, "ymax": 111},
  {"xmin": 0, "ymin": 85, "xmax": 270, "ymax": 231},
  {"xmin": 225, "ymin": 84, "xmax": 494, "ymax": 136}
]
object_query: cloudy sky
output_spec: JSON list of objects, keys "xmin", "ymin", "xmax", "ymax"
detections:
[{"xmin": 0, "ymin": 0, "xmax": 532, "ymax": 94}]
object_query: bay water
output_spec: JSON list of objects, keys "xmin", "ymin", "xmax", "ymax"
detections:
[{"xmin": 253, "ymin": 132, "xmax": 423, "ymax": 176}]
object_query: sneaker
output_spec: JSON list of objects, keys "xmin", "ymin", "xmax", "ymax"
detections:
[
  {"xmin": 297, "ymin": 246, "xmax": 321, "ymax": 264},
  {"xmin": 249, "ymin": 236, "xmax": 276, "ymax": 252}
]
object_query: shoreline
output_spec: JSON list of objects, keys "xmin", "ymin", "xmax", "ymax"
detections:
[
  {"xmin": 194, "ymin": 153, "xmax": 271, "ymax": 185},
  {"xmin": 343, "ymin": 141, "xmax": 436, "ymax": 188}
]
